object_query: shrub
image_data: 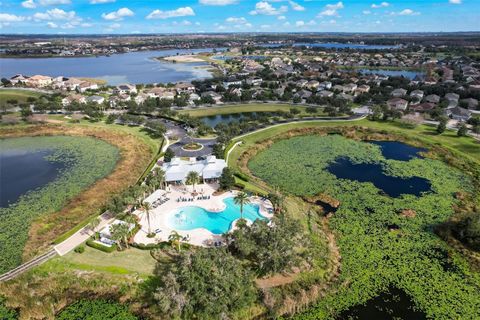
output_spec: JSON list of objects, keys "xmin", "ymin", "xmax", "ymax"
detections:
[
  {"xmin": 86, "ymin": 239, "xmax": 116, "ymax": 253},
  {"xmin": 131, "ymin": 242, "xmax": 169, "ymax": 250},
  {"xmin": 56, "ymin": 299, "xmax": 137, "ymax": 320},
  {"xmin": 74, "ymin": 245, "xmax": 85, "ymax": 254},
  {"xmin": 234, "ymin": 171, "xmax": 250, "ymax": 182}
]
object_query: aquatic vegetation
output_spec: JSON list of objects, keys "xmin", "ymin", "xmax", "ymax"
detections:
[
  {"xmin": 248, "ymin": 135, "xmax": 480, "ymax": 319},
  {"xmin": 0, "ymin": 136, "xmax": 119, "ymax": 273}
]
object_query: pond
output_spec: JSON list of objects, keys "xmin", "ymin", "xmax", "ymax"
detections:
[
  {"xmin": 359, "ymin": 68, "xmax": 424, "ymax": 80},
  {"xmin": 368, "ymin": 141, "xmax": 426, "ymax": 161},
  {"xmin": 0, "ymin": 48, "xmax": 219, "ymax": 85},
  {"xmin": 200, "ymin": 112, "xmax": 261, "ymax": 127},
  {"xmin": 327, "ymin": 157, "xmax": 431, "ymax": 197},
  {"xmin": 338, "ymin": 287, "xmax": 426, "ymax": 320},
  {"xmin": 0, "ymin": 148, "xmax": 67, "ymax": 207}
]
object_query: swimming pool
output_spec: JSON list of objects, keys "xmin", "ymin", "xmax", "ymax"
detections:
[{"xmin": 166, "ymin": 197, "xmax": 268, "ymax": 234}]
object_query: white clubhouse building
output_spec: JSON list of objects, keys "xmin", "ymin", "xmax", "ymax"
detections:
[{"xmin": 161, "ymin": 156, "xmax": 226, "ymax": 184}]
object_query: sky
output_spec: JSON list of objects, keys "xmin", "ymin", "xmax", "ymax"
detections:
[{"xmin": 0, "ymin": 0, "xmax": 478, "ymax": 34}]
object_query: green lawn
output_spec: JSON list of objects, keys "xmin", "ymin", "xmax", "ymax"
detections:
[
  {"xmin": 61, "ymin": 246, "xmax": 156, "ymax": 275},
  {"xmin": 0, "ymin": 89, "xmax": 43, "ymax": 108},
  {"xmin": 178, "ymin": 103, "xmax": 325, "ymax": 117}
]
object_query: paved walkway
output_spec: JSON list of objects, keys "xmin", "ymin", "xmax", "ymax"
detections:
[{"xmin": 53, "ymin": 211, "xmax": 115, "ymax": 256}]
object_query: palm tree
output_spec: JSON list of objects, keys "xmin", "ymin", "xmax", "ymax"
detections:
[
  {"xmin": 140, "ymin": 201, "xmax": 153, "ymax": 235},
  {"xmin": 87, "ymin": 217, "xmax": 101, "ymax": 234},
  {"xmin": 110, "ymin": 223, "xmax": 130, "ymax": 250},
  {"xmin": 168, "ymin": 231, "xmax": 183, "ymax": 252},
  {"xmin": 234, "ymin": 191, "xmax": 251, "ymax": 220},
  {"xmin": 185, "ymin": 171, "xmax": 200, "ymax": 192}
]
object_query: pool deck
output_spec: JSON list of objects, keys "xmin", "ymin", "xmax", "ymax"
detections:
[{"xmin": 133, "ymin": 183, "xmax": 273, "ymax": 247}]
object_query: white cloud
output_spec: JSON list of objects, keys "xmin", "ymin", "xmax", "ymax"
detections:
[
  {"xmin": 34, "ymin": 8, "xmax": 77, "ymax": 20},
  {"xmin": 397, "ymin": 9, "xmax": 420, "ymax": 16},
  {"xmin": 38, "ymin": 0, "xmax": 71, "ymax": 5},
  {"xmin": 295, "ymin": 20, "xmax": 304, "ymax": 27},
  {"xmin": 260, "ymin": 24, "xmax": 271, "ymax": 29},
  {"xmin": 0, "ymin": 13, "xmax": 26, "ymax": 22},
  {"xmin": 199, "ymin": 0, "xmax": 237, "ymax": 5},
  {"xmin": 226, "ymin": 17, "xmax": 247, "ymax": 24},
  {"xmin": 449, "ymin": 0, "xmax": 462, "ymax": 4},
  {"xmin": 277, "ymin": 15, "xmax": 286, "ymax": 20},
  {"xmin": 90, "ymin": 0, "xmax": 116, "ymax": 4},
  {"xmin": 371, "ymin": 2, "xmax": 389, "ymax": 9},
  {"xmin": 283, "ymin": 21, "xmax": 291, "ymax": 26},
  {"xmin": 306, "ymin": 20, "xmax": 316, "ymax": 26},
  {"xmin": 363, "ymin": 10, "xmax": 371, "ymax": 15},
  {"xmin": 109, "ymin": 22, "xmax": 121, "ymax": 28},
  {"xmin": 101, "ymin": 7, "xmax": 134, "ymax": 21},
  {"xmin": 81, "ymin": 22, "xmax": 93, "ymax": 27},
  {"xmin": 46, "ymin": 21, "xmax": 57, "ymax": 28},
  {"xmin": 22, "ymin": 0, "xmax": 36, "ymax": 9},
  {"xmin": 250, "ymin": 1, "xmax": 288, "ymax": 15},
  {"xmin": 289, "ymin": 1, "xmax": 305, "ymax": 11},
  {"xmin": 326, "ymin": 2, "xmax": 344, "ymax": 10},
  {"xmin": 146, "ymin": 7, "xmax": 195, "ymax": 19},
  {"xmin": 318, "ymin": 2, "xmax": 344, "ymax": 17}
]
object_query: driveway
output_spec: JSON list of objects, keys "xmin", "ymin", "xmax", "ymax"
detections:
[{"xmin": 162, "ymin": 119, "xmax": 217, "ymax": 157}]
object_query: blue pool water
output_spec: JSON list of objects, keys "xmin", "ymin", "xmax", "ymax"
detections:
[{"xmin": 167, "ymin": 197, "xmax": 268, "ymax": 234}]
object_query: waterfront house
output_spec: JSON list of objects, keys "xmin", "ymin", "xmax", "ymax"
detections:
[
  {"xmin": 10, "ymin": 74, "xmax": 29, "ymax": 85},
  {"xmin": 26, "ymin": 75, "xmax": 52, "ymax": 87},
  {"xmin": 446, "ymin": 106, "xmax": 472, "ymax": 122}
]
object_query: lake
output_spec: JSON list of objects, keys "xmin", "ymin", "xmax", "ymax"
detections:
[
  {"xmin": 338, "ymin": 287, "xmax": 426, "ymax": 320},
  {"xmin": 0, "ymin": 48, "xmax": 218, "ymax": 85},
  {"xmin": 369, "ymin": 141, "xmax": 426, "ymax": 161},
  {"xmin": 359, "ymin": 68, "xmax": 424, "ymax": 80},
  {"xmin": 0, "ymin": 148, "xmax": 66, "ymax": 207},
  {"xmin": 327, "ymin": 157, "xmax": 431, "ymax": 197}
]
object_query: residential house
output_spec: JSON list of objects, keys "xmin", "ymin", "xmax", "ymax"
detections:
[
  {"xmin": 201, "ymin": 91, "xmax": 222, "ymax": 104},
  {"xmin": 343, "ymin": 83, "xmax": 358, "ymax": 94},
  {"xmin": 148, "ymin": 87, "xmax": 175, "ymax": 100},
  {"xmin": 410, "ymin": 90, "xmax": 424, "ymax": 101},
  {"xmin": 424, "ymin": 94, "xmax": 440, "ymax": 104},
  {"xmin": 391, "ymin": 88, "xmax": 408, "ymax": 97},
  {"xmin": 86, "ymin": 95, "xmax": 105, "ymax": 105},
  {"xmin": 354, "ymin": 85, "xmax": 370, "ymax": 96},
  {"xmin": 61, "ymin": 94, "xmax": 86, "ymax": 106},
  {"xmin": 9, "ymin": 74, "xmax": 29, "ymax": 85},
  {"xmin": 175, "ymin": 82, "xmax": 196, "ymax": 93},
  {"xmin": 410, "ymin": 102, "xmax": 435, "ymax": 113},
  {"xmin": 223, "ymin": 79, "xmax": 242, "ymax": 88},
  {"xmin": 461, "ymin": 98, "xmax": 478, "ymax": 110},
  {"xmin": 306, "ymin": 80, "xmax": 320, "ymax": 91},
  {"xmin": 387, "ymin": 98, "xmax": 409, "ymax": 111},
  {"xmin": 446, "ymin": 106, "xmax": 472, "ymax": 122},
  {"xmin": 77, "ymin": 81, "xmax": 98, "ymax": 93},
  {"xmin": 62, "ymin": 78, "xmax": 84, "ymax": 91},
  {"xmin": 26, "ymin": 75, "xmax": 52, "ymax": 87},
  {"xmin": 317, "ymin": 90, "xmax": 334, "ymax": 98},
  {"xmin": 114, "ymin": 84, "xmax": 137, "ymax": 95},
  {"xmin": 246, "ymin": 77, "xmax": 263, "ymax": 86}
]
